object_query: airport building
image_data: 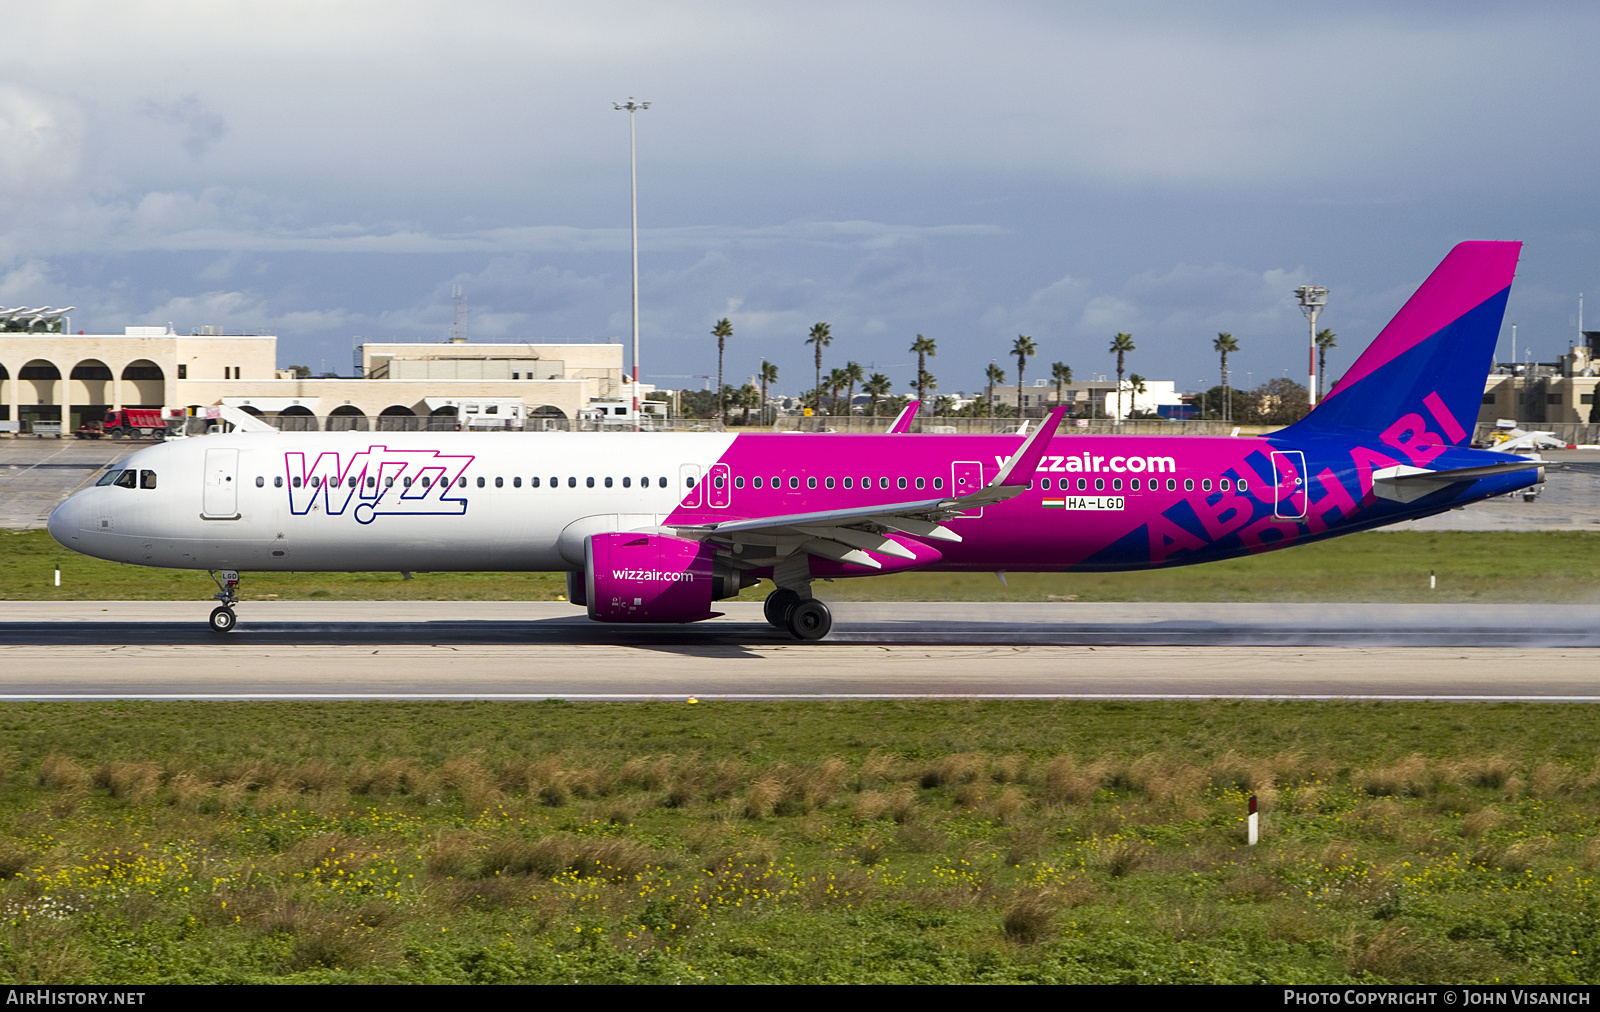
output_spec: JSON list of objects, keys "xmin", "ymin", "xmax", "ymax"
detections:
[
  {"xmin": 0, "ymin": 309, "xmax": 647, "ymax": 433},
  {"xmin": 1479, "ymin": 334, "xmax": 1600, "ymax": 425},
  {"xmin": 983, "ymin": 379, "xmax": 1186, "ymax": 420}
]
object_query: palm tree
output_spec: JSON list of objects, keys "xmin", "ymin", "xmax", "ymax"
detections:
[
  {"xmin": 1126, "ymin": 373, "xmax": 1147, "ymax": 418},
  {"xmin": 1109, "ymin": 332, "xmax": 1135, "ymax": 422},
  {"xmin": 1213, "ymin": 332, "xmax": 1238, "ymax": 423},
  {"xmin": 711, "ymin": 318, "xmax": 733, "ymax": 423},
  {"xmin": 843, "ymin": 361, "xmax": 864, "ymax": 415},
  {"xmin": 1051, "ymin": 362, "xmax": 1073, "ymax": 413},
  {"xmin": 805, "ymin": 323, "xmax": 831, "ymax": 412},
  {"xmin": 736, "ymin": 383, "xmax": 758, "ymax": 426},
  {"xmin": 910, "ymin": 334, "xmax": 937, "ymax": 404},
  {"xmin": 826, "ymin": 367, "xmax": 850, "ymax": 415},
  {"xmin": 1012, "ymin": 334, "xmax": 1037, "ymax": 417},
  {"xmin": 985, "ymin": 363, "xmax": 1007, "ymax": 418},
  {"xmin": 1315, "ymin": 328, "xmax": 1337, "ymax": 402},
  {"xmin": 758, "ymin": 360, "xmax": 778, "ymax": 426},
  {"xmin": 864, "ymin": 372, "xmax": 892, "ymax": 417}
]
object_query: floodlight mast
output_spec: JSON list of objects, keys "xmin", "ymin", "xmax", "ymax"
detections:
[
  {"xmin": 1295, "ymin": 284, "xmax": 1329, "ymax": 408},
  {"xmin": 614, "ymin": 98, "xmax": 650, "ymax": 431}
]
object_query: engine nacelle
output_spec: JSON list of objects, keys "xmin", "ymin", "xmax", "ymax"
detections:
[{"xmin": 585, "ymin": 532, "xmax": 752, "ymax": 623}]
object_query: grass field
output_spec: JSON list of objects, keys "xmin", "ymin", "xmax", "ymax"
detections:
[
  {"xmin": 1, "ymin": 701, "xmax": 1599, "ymax": 983},
  {"xmin": 7, "ymin": 528, "xmax": 1600, "ymax": 603}
]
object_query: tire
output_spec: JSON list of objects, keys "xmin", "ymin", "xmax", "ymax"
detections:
[
  {"xmin": 208, "ymin": 606, "xmax": 237, "ymax": 633},
  {"xmin": 786, "ymin": 599, "xmax": 832, "ymax": 641},
  {"xmin": 763, "ymin": 589, "xmax": 800, "ymax": 629}
]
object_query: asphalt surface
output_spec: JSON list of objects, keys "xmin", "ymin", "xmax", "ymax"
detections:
[{"xmin": 2, "ymin": 601, "xmax": 1597, "ymax": 700}]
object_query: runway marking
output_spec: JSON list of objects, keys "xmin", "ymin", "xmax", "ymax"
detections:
[{"xmin": 3, "ymin": 693, "xmax": 1600, "ymax": 702}]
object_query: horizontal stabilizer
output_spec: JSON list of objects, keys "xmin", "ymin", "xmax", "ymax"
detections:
[{"xmin": 1372, "ymin": 461, "xmax": 1544, "ymax": 503}]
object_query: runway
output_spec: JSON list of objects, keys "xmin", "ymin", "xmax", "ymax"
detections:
[{"xmin": 2, "ymin": 601, "xmax": 1597, "ymax": 701}]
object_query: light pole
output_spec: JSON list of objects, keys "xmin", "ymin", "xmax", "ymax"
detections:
[
  {"xmin": 614, "ymin": 97, "xmax": 650, "ymax": 431},
  {"xmin": 1295, "ymin": 284, "xmax": 1329, "ymax": 408}
]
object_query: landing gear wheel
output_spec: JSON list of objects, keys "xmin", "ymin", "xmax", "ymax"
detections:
[
  {"xmin": 786, "ymin": 599, "xmax": 832, "ymax": 641},
  {"xmin": 209, "ymin": 606, "xmax": 237, "ymax": 634},
  {"xmin": 764, "ymin": 589, "xmax": 800, "ymax": 629}
]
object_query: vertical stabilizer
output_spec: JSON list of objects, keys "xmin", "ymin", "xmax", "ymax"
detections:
[{"xmin": 1284, "ymin": 241, "xmax": 1520, "ymax": 445}]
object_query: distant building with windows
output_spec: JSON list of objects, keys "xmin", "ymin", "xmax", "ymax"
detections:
[
  {"xmin": 1479, "ymin": 334, "xmax": 1600, "ymax": 425},
  {"xmin": 0, "ymin": 317, "xmax": 643, "ymax": 432}
]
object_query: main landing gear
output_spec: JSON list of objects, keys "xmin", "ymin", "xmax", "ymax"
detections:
[
  {"xmin": 763, "ymin": 587, "xmax": 832, "ymax": 641},
  {"xmin": 208, "ymin": 570, "xmax": 240, "ymax": 633}
]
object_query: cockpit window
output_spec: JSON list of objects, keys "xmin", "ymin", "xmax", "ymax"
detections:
[
  {"xmin": 140, "ymin": 470, "xmax": 157, "ymax": 489},
  {"xmin": 113, "ymin": 470, "xmax": 137, "ymax": 489},
  {"xmin": 96, "ymin": 469, "xmax": 121, "ymax": 487}
]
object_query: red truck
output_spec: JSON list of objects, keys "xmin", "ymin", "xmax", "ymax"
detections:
[{"xmin": 75, "ymin": 408, "xmax": 172, "ymax": 440}]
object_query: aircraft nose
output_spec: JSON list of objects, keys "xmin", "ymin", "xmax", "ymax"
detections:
[{"xmin": 47, "ymin": 492, "xmax": 88, "ymax": 548}]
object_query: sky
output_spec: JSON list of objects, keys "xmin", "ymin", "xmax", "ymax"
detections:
[{"xmin": 1, "ymin": 1, "xmax": 1597, "ymax": 396}]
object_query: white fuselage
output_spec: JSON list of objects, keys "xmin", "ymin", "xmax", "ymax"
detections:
[{"xmin": 47, "ymin": 431, "xmax": 737, "ymax": 572}]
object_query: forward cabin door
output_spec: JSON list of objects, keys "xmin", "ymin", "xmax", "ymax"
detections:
[
  {"xmin": 678, "ymin": 463, "xmax": 703, "ymax": 510},
  {"xmin": 202, "ymin": 448, "xmax": 240, "ymax": 519},
  {"xmin": 1271, "ymin": 450, "xmax": 1307, "ymax": 520},
  {"xmin": 951, "ymin": 460, "xmax": 984, "ymax": 519},
  {"xmin": 706, "ymin": 462, "xmax": 731, "ymax": 509}
]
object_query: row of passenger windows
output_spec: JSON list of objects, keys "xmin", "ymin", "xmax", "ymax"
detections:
[
  {"xmin": 97, "ymin": 469, "xmax": 156, "ymax": 489},
  {"xmin": 1042, "ymin": 476, "xmax": 1247, "ymax": 493},
  {"xmin": 248, "ymin": 472, "xmax": 1247, "ymax": 494}
]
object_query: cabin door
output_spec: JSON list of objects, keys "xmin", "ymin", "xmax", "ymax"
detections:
[
  {"xmin": 1271, "ymin": 450, "xmax": 1307, "ymax": 520},
  {"xmin": 951, "ymin": 460, "xmax": 984, "ymax": 519},
  {"xmin": 202, "ymin": 448, "xmax": 240, "ymax": 519}
]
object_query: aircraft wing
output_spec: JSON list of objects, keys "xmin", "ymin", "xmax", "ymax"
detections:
[
  {"xmin": 886, "ymin": 400, "xmax": 920, "ymax": 433},
  {"xmin": 667, "ymin": 406, "xmax": 1068, "ymax": 569}
]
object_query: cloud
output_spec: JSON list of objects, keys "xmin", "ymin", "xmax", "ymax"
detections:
[{"xmin": 141, "ymin": 94, "xmax": 228, "ymax": 160}]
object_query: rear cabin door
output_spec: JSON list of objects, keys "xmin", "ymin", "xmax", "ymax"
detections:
[
  {"xmin": 1271, "ymin": 450, "xmax": 1307, "ymax": 520},
  {"xmin": 202, "ymin": 448, "xmax": 240, "ymax": 518},
  {"xmin": 951, "ymin": 460, "xmax": 984, "ymax": 519}
]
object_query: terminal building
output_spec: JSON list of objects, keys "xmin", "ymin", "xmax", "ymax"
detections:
[
  {"xmin": 0, "ymin": 308, "xmax": 650, "ymax": 432},
  {"xmin": 1479, "ymin": 334, "xmax": 1600, "ymax": 426}
]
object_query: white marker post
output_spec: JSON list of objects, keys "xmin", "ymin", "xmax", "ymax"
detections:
[
  {"xmin": 54, "ymin": 565, "xmax": 60, "ymax": 588},
  {"xmin": 1247, "ymin": 794, "xmax": 1259, "ymax": 846}
]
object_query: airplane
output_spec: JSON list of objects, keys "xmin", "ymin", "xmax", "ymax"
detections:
[{"xmin": 47, "ymin": 241, "xmax": 1541, "ymax": 640}]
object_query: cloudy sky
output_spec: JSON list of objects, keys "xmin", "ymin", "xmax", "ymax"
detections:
[{"xmin": 2, "ymin": 1, "xmax": 1596, "ymax": 396}]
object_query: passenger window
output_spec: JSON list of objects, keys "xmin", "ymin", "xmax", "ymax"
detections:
[
  {"xmin": 843, "ymin": 477, "xmax": 853, "ymax": 489},
  {"xmin": 933, "ymin": 478, "xmax": 943, "ymax": 490},
  {"xmin": 1220, "ymin": 478, "xmax": 1230, "ymax": 491},
  {"xmin": 1077, "ymin": 478, "xmax": 1088, "ymax": 491},
  {"xmin": 420, "ymin": 477, "xmax": 430, "ymax": 488},
  {"xmin": 141, "ymin": 470, "xmax": 157, "ymax": 490},
  {"xmin": 916, "ymin": 477, "xmax": 925, "ymax": 490},
  {"xmin": 714, "ymin": 475, "xmax": 724, "ymax": 489},
  {"xmin": 458, "ymin": 477, "xmax": 467, "ymax": 487},
  {"xmin": 685, "ymin": 476, "xmax": 695, "ymax": 488},
  {"xmin": 1112, "ymin": 478, "xmax": 1122, "ymax": 491},
  {"xmin": 113, "ymin": 470, "xmax": 137, "ymax": 488},
  {"xmin": 625, "ymin": 476, "xmax": 633, "ymax": 488},
  {"xmin": 255, "ymin": 476, "xmax": 264, "ymax": 488},
  {"xmin": 384, "ymin": 477, "xmax": 394, "ymax": 487},
  {"xmin": 753, "ymin": 476, "xmax": 762, "ymax": 489},
  {"xmin": 789, "ymin": 476, "xmax": 799, "ymax": 489},
  {"xmin": 1094, "ymin": 478, "xmax": 1105, "ymax": 491},
  {"xmin": 530, "ymin": 477, "xmax": 540, "ymax": 488},
  {"xmin": 1130, "ymin": 478, "xmax": 1140, "ymax": 491},
  {"xmin": 879, "ymin": 477, "xmax": 889, "ymax": 490},
  {"xmin": 587, "ymin": 477, "xmax": 596, "ymax": 488},
  {"xmin": 476, "ymin": 477, "xmax": 486, "ymax": 488},
  {"xmin": 514, "ymin": 477, "xmax": 522, "ymax": 488},
  {"xmin": 771, "ymin": 476, "xmax": 780, "ymax": 488},
  {"xmin": 1201, "ymin": 479, "xmax": 1212, "ymax": 491},
  {"xmin": 275, "ymin": 476, "xmax": 284, "ymax": 488},
  {"xmin": 658, "ymin": 477, "xmax": 667, "ymax": 488},
  {"xmin": 897, "ymin": 477, "xmax": 907, "ymax": 490},
  {"xmin": 1166, "ymin": 478, "xmax": 1177, "ymax": 491},
  {"xmin": 825, "ymin": 477, "xmax": 835, "ymax": 489},
  {"xmin": 348, "ymin": 477, "xmax": 358, "ymax": 488},
  {"xmin": 807, "ymin": 476, "xmax": 816, "ymax": 489},
  {"xmin": 604, "ymin": 477, "xmax": 612, "ymax": 488},
  {"xmin": 1184, "ymin": 479, "xmax": 1194, "ymax": 491},
  {"xmin": 568, "ymin": 477, "xmax": 576, "ymax": 488},
  {"xmin": 496, "ymin": 477, "xmax": 505, "ymax": 488},
  {"xmin": 368, "ymin": 476, "xmax": 378, "ymax": 488},
  {"xmin": 1237, "ymin": 479, "xmax": 1249, "ymax": 492},
  {"xmin": 730, "ymin": 477, "xmax": 739, "ymax": 489},
  {"xmin": 96, "ymin": 470, "xmax": 120, "ymax": 486}
]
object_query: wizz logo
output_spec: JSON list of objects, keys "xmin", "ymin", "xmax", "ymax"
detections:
[{"xmin": 285, "ymin": 446, "xmax": 475, "ymax": 525}]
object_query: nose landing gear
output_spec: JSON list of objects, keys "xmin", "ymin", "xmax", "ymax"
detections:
[{"xmin": 208, "ymin": 570, "xmax": 240, "ymax": 633}]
